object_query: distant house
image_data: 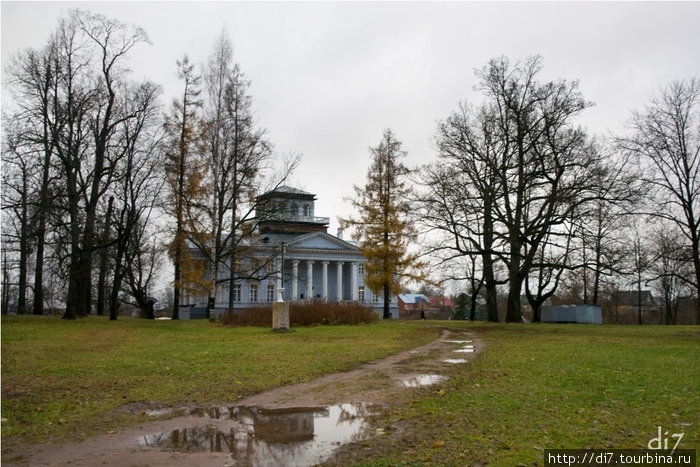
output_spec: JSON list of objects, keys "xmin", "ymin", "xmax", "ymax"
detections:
[
  {"xmin": 397, "ymin": 294, "xmax": 453, "ymax": 320},
  {"xmin": 615, "ymin": 290, "xmax": 658, "ymax": 308},
  {"xmin": 397, "ymin": 294, "xmax": 428, "ymax": 319},
  {"xmin": 428, "ymin": 296, "xmax": 454, "ymax": 317},
  {"xmin": 180, "ymin": 186, "xmax": 397, "ymax": 319},
  {"xmin": 613, "ymin": 292, "xmax": 697, "ymax": 324},
  {"xmin": 603, "ymin": 289, "xmax": 663, "ymax": 324}
]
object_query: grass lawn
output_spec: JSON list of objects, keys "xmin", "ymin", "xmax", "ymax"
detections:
[
  {"xmin": 1, "ymin": 315, "xmax": 436, "ymax": 445},
  {"xmin": 348, "ymin": 323, "xmax": 699, "ymax": 466},
  {"xmin": 2, "ymin": 316, "xmax": 698, "ymax": 466}
]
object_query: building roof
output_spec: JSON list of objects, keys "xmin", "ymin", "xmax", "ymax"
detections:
[
  {"xmin": 616, "ymin": 290, "xmax": 658, "ymax": 306},
  {"xmin": 258, "ymin": 185, "xmax": 316, "ymax": 200},
  {"xmin": 398, "ymin": 294, "xmax": 429, "ymax": 304},
  {"xmin": 257, "ymin": 231, "xmax": 363, "ymax": 258},
  {"xmin": 428, "ymin": 296, "xmax": 454, "ymax": 307}
]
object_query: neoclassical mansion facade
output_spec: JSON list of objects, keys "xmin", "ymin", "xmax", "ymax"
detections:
[{"xmin": 180, "ymin": 186, "xmax": 397, "ymax": 318}]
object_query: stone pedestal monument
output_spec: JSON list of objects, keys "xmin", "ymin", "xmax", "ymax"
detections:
[{"xmin": 272, "ymin": 285, "xmax": 289, "ymax": 332}]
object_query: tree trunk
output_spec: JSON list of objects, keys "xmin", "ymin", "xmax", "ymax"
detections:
[
  {"xmin": 33, "ymin": 225, "xmax": 46, "ymax": 315},
  {"xmin": 96, "ymin": 197, "xmax": 114, "ymax": 316},
  {"xmin": 64, "ymin": 254, "xmax": 89, "ymax": 319},
  {"xmin": 531, "ymin": 300, "xmax": 543, "ymax": 323},
  {"xmin": 483, "ymin": 257, "xmax": 498, "ymax": 322},
  {"xmin": 62, "ymin": 183, "xmax": 82, "ymax": 320},
  {"xmin": 228, "ymin": 246, "xmax": 236, "ymax": 310},
  {"xmin": 506, "ymin": 245, "xmax": 524, "ymax": 323},
  {"xmin": 76, "ymin": 205, "xmax": 98, "ymax": 317},
  {"xmin": 2, "ymin": 252, "xmax": 10, "ymax": 314},
  {"xmin": 17, "ymin": 180, "xmax": 29, "ymax": 315},
  {"xmin": 482, "ymin": 195, "xmax": 499, "ymax": 322},
  {"xmin": 383, "ymin": 282, "xmax": 391, "ymax": 319},
  {"xmin": 33, "ymin": 85, "xmax": 56, "ymax": 316},
  {"xmin": 637, "ymin": 281, "xmax": 643, "ymax": 325},
  {"xmin": 109, "ymin": 246, "xmax": 125, "ymax": 321},
  {"xmin": 172, "ymin": 257, "xmax": 181, "ymax": 320},
  {"xmin": 469, "ymin": 292, "xmax": 478, "ymax": 321},
  {"xmin": 506, "ymin": 277, "xmax": 523, "ymax": 323},
  {"xmin": 692, "ymin": 240, "xmax": 700, "ymax": 324}
]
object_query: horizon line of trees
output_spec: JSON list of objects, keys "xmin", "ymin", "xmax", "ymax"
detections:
[{"xmin": 2, "ymin": 12, "xmax": 698, "ymax": 325}]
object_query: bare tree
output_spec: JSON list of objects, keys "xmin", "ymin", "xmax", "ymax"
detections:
[
  {"xmin": 525, "ymin": 220, "xmax": 575, "ymax": 322},
  {"xmin": 422, "ymin": 56, "xmax": 602, "ymax": 322},
  {"xmin": 200, "ymin": 31, "xmax": 277, "ymax": 314},
  {"xmin": 478, "ymin": 56, "xmax": 602, "ymax": 322},
  {"xmin": 417, "ymin": 157, "xmax": 500, "ymax": 322},
  {"xmin": 63, "ymin": 11, "xmax": 151, "ymax": 319},
  {"xmin": 3, "ymin": 11, "xmax": 160, "ymax": 319},
  {"xmin": 14, "ymin": 11, "xmax": 154, "ymax": 319},
  {"xmin": 571, "ymin": 148, "xmax": 641, "ymax": 305},
  {"xmin": 121, "ymin": 219, "xmax": 166, "ymax": 319},
  {"xmin": 0, "ymin": 126, "xmax": 35, "ymax": 315},
  {"xmin": 107, "ymin": 81, "xmax": 163, "ymax": 320},
  {"xmin": 618, "ymin": 78, "xmax": 700, "ymax": 323},
  {"xmin": 626, "ymin": 220, "xmax": 652, "ymax": 325},
  {"xmin": 4, "ymin": 40, "xmax": 63, "ymax": 315},
  {"xmin": 648, "ymin": 226, "xmax": 694, "ymax": 324},
  {"xmin": 163, "ymin": 55, "xmax": 208, "ymax": 320}
]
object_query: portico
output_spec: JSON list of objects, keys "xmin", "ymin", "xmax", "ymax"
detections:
[{"xmin": 283, "ymin": 255, "xmax": 361, "ymax": 302}]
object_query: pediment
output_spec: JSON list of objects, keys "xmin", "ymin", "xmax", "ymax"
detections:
[{"xmin": 286, "ymin": 232, "xmax": 359, "ymax": 252}]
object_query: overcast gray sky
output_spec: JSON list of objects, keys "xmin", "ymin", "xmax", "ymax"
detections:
[{"xmin": 3, "ymin": 1, "xmax": 700, "ymax": 234}]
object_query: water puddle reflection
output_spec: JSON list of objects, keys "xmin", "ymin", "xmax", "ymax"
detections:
[
  {"xmin": 400, "ymin": 374, "xmax": 448, "ymax": 387},
  {"xmin": 138, "ymin": 403, "xmax": 375, "ymax": 465},
  {"xmin": 443, "ymin": 358, "xmax": 468, "ymax": 364},
  {"xmin": 443, "ymin": 339, "xmax": 473, "ymax": 344}
]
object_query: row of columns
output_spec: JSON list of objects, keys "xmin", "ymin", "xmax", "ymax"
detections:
[{"xmin": 284, "ymin": 260, "xmax": 359, "ymax": 302}]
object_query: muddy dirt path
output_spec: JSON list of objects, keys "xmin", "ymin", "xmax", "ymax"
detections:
[{"xmin": 3, "ymin": 327, "xmax": 480, "ymax": 466}]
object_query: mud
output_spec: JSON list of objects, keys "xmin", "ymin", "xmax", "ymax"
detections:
[{"xmin": 3, "ymin": 327, "xmax": 480, "ymax": 466}]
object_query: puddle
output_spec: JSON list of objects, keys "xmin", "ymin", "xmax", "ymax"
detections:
[
  {"xmin": 443, "ymin": 339, "xmax": 473, "ymax": 344},
  {"xmin": 400, "ymin": 374, "xmax": 448, "ymax": 387},
  {"xmin": 138, "ymin": 403, "xmax": 375, "ymax": 465},
  {"xmin": 443, "ymin": 358, "xmax": 468, "ymax": 364},
  {"xmin": 453, "ymin": 346, "xmax": 475, "ymax": 353}
]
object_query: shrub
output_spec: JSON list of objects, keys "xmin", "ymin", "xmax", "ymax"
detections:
[
  {"xmin": 221, "ymin": 301, "xmax": 379, "ymax": 327},
  {"xmin": 220, "ymin": 307, "xmax": 272, "ymax": 327}
]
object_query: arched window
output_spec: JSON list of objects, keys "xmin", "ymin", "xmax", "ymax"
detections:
[
  {"xmin": 303, "ymin": 204, "xmax": 310, "ymax": 217},
  {"xmin": 289, "ymin": 203, "xmax": 298, "ymax": 217}
]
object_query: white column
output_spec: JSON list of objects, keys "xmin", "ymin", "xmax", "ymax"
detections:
[
  {"xmin": 306, "ymin": 261, "xmax": 314, "ymax": 300},
  {"xmin": 322, "ymin": 261, "xmax": 329, "ymax": 301},
  {"xmin": 351, "ymin": 262, "xmax": 359, "ymax": 301},
  {"xmin": 276, "ymin": 258, "xmax": 284, "ymax": 302},
  {"xmin": 292, "ymin": 260, "xmax": 299, "ymax": 300},
  {"xmin": 336, "ymin": 262, "xmax": 344, "ymax": 301}
]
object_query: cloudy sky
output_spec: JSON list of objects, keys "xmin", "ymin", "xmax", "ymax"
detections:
[{"xmin": 3, "ymin": 1, "xmax": 700, "ymax": 235}]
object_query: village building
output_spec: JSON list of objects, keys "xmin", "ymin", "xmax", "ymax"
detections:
[
  {"xmin": 397, "ymin": 293, "xmax": 454, "ymax": 320},
  {"xmin": 180, "ymin": 186, "xmax": 397, "ymax": 319}
]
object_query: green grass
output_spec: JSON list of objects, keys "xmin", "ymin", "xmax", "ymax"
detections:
[
  {"xmin": 3, "ymin": 317, "xmax": 698, "ymax": 466},
  {"xmin": 351, "ymin": 323, "xmax": 699, "ymax": 466},
  {"xmin": 1, "ymin": 315, "xmax": 436, "ymax": 444}
]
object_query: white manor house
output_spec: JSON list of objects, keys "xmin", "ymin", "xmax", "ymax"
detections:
[{"xmin": 179, "ymin": 186, "xmax": 397, "ymax": 319}]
